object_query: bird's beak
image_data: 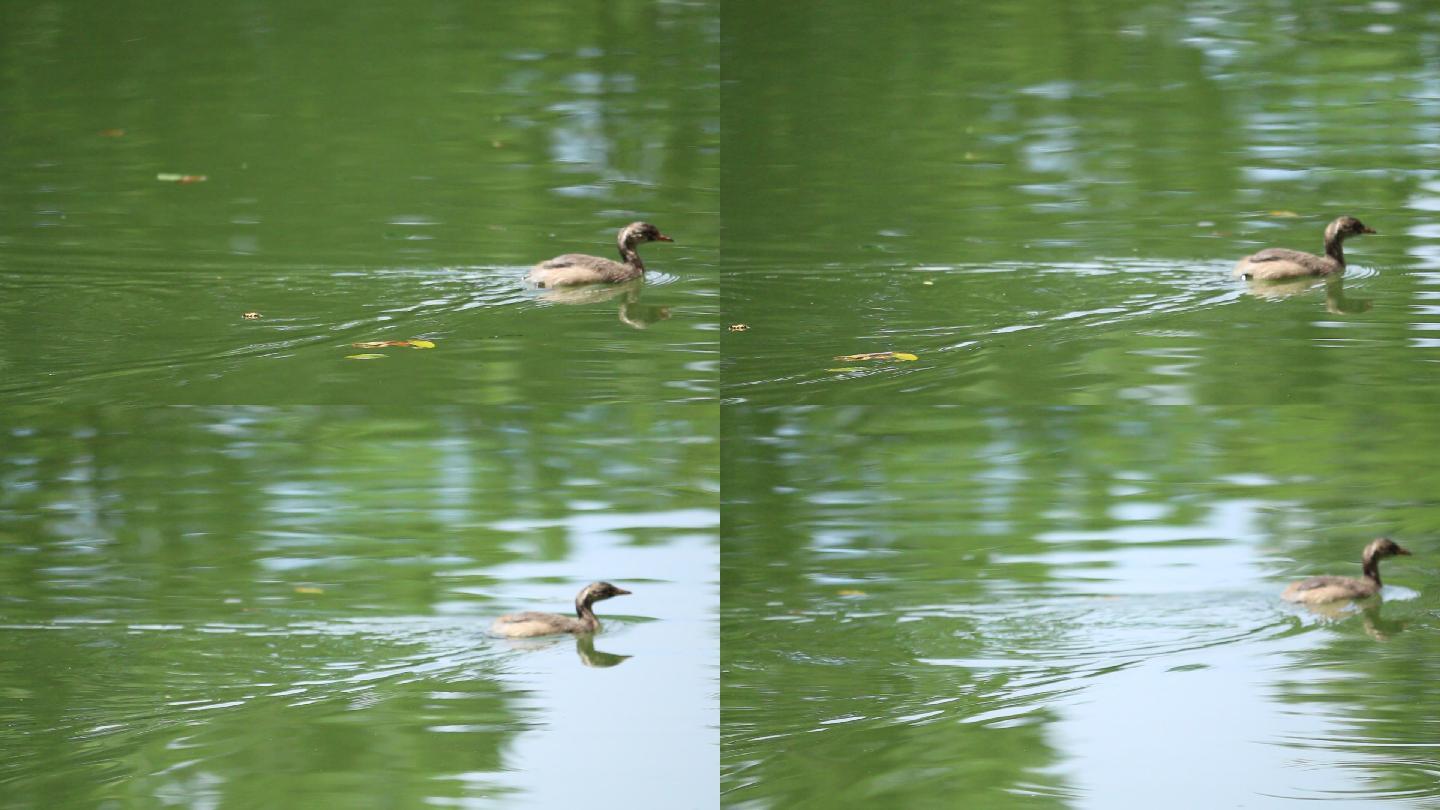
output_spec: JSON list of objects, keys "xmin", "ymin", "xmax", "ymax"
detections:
[
  {"xmin": 656, "ymin": 233, "xmax": 674, "ymax": 242},
  {"xmin": 1362, "ymin": 226, "xmax": 1377, "ymax": 234},
  {"xmin": 1396, "ymin": 545, "xmax": 1412, "ymax": 555},
  {"xmin": 614, "ymin": 587, "xmax": 633, "ymax": 595}
]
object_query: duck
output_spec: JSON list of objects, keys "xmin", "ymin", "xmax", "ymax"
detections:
[
  {"xmin": 490, "ymin": 581, "xmax": 631, "ymax": 637},
  {"xmin": 1233, "ymin": 216, "xmax": 1374, "ymax": 281},
  {"xmin": 1281, "ymin": 537, "xmax": 1411, "ymax": 604},
  {"xmin": 528, "ymin": 222, "xmax": 672, "ymax": 287}
]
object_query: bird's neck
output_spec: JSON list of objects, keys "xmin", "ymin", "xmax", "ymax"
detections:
[
  {"xmin": 575, "ymin": 597, "xmax": 600, "ymax": 630},
  {"xmin": 1362, "ymin": 555, "xmax": 1382, "ymax": 585},
  {"xmin": 617, "ymin": 241, "xmax": 644, "ymax": 269},
  {"xmin": 1324, "ymin": 233, "xmax": 1346, "ymax": 265}
]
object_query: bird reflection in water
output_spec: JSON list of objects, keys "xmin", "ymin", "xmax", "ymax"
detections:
[
  {"xmin": 536, "ymin": 279, "xmax": 672, "ymax": 330},
  {"xmin": 495, "ymin": 633, "xmax": 633, "ymax": 668},
  {"xmin": 1242, "ymin": 275, "xmax": 1372, "ymax": 315}
]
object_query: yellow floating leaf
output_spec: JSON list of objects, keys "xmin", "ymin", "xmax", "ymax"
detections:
[
  {"xmin": 827, "ymin": 367, "xmax": 862, "ymax": 372},
  {"xmin": 156, "ymin": 173, "xmax": 208, "ymax": 184},
  {"xmin": 834, "ymin": 351, "xmax": 918, "ymax": 362},
  {"xmin": 242, "ymin": 311, "xmax": 262, "ymax": 320},
  {"xmin": 350, "ymin": 339, "xmax": 436, "ymax": 349},
  {"xmin": 345, "ymin": 353, "xmax": 386, "ymax": 360},
  {"xmin": 837, "ymin": 589, "xmax": 867, "ymax": 597},
  {"xmin": 922, "ymin": 280, "xmax": 934, "ymax": 286},
  {"xmin": 294, "ymin": 586, "xmax": 325, "ymax": 594},
  {"xmin": 1269, "ymin": 210, "xmax": 1299, "ymax": 218},
  {"xmin": 728, "ymin": 323, "xmax": 750, "ymax": 332}
]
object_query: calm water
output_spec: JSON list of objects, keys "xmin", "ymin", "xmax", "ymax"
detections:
[
  {"xmin": 0, "ymin": 0, "xmax": 717, "ymax": 405},
  {"xmin": 12, "ymin": 0, "xmax": 1440, "ymax": 807},
  {"xmin": 721, "ymin": 0, "xmax": 1440, "ymax": 404},
  {"xmin": 722, "ymin": 406, "xmax": 1440, "ymax": 808},
  {"xmin": 0, "ymin": 406, "xmax": 719, "ymax": 808}
]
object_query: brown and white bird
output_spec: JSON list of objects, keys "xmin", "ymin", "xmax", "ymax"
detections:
[
  {"xmin": 1281, "ymin": 537, "xmax": 1411, "ymax": 604},
  {"xmin": 490, "ymin": 582, "xmax": 632, "ymax": 637},
  {"xmin": 529, "ymin": 222, "xmax": 673, "ymax": 287},
  {"xmin": 1234, "ymin": 216, "xmax": 1375, "ymax": 281}
]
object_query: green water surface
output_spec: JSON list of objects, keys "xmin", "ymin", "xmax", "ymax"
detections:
[
  {"xmin": 0, "ymin": 406, "xmax": 718, "ymax": 809},
  {"xmin": 722, "ymin": 405, "xmax": 1440, "ymax": 808},
  {"xmin": 721, "ymin": 0, "xmax": 1440, "ymax": 404},
  {"xmin": 0, "ymin": 0, "xmax": 717, "ymax": 405},
  {"xmin": 11, "ymin": 0, "xmax": 1440, "ymax": 807}
]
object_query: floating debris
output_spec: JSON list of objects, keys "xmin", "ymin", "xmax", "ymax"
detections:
[
  {"xmin": 157, "ymin": 173, "xmax": 208, "ymax": 184},
  {"xmin": 834, "ymin": 351, "xmax": 918, "ymax": 362},
  {"xmin": 350, "ymin": 339, "xmax": 435, "ymax": 349}
]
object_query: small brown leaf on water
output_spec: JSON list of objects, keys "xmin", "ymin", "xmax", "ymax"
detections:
[
  {"xmin": 1268, "ymin": 210, "xmax": 1299, "ymax": 218},
  {"xmin": 242, "ymin": 312, "xmax": 262, "ymax": 320},
  {"xmin": 728, "ymin": 323, "xmax": 749, "ymax": 332},
  {"xmin": 99, "ymin": 128, "xmax": 126, "ymax": 138}
]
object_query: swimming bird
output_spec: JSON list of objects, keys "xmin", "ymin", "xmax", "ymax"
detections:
[
  {"xmin": 1234, "ymin": 216, "xmax": 1374, "ymax": 281},
  {"xmin": 528, "ymin": 222, "xmax": 672, "ymax": 287},
  {"xmin": 1281, "ymin": 537, "xmax": 1411, "ymax": 604},
  {"xmin": 490, "ymin": 581, "xmax": 631, "ymax": 637}
]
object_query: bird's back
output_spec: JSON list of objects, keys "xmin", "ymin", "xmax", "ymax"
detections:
[
  {"xmin": 528, "ymin": 254, "xmax": 633, "ymax": 286},
  {"xmin": 1281, "ymin": 575, "xmax": 1377, "ymax": 604},
  {"xmin": 490, "ymin": 610, "xmax": 583, "ymax": 637}
]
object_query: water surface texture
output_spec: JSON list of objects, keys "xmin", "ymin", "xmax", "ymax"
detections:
[
  {"xmin": 0, "ymin": 1, "xmax": 717, "ymax": 405},
  {"xmin": 723, "ymin": 406, "xmax": 1440, "ymax": 809},
  {"xmin": 722, "ymin": 0, "xmax": 1440, "ymax": 404},
  {"xmin": 0, "ymin": 406, "xmax": 719, "ymax": 808}
]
